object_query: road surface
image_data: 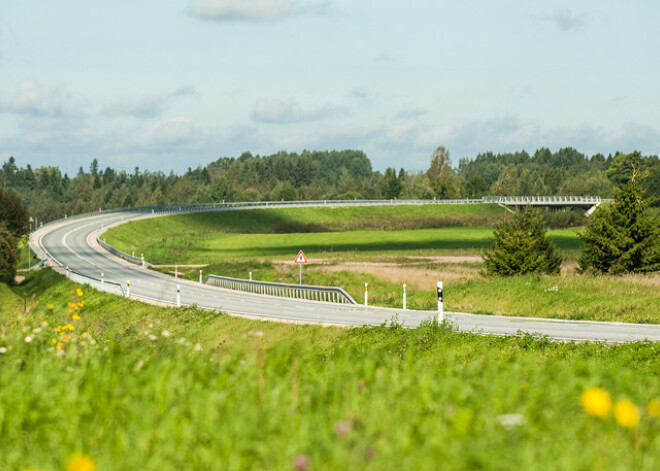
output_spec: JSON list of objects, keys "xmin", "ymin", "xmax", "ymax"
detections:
[{"xmin": 34, "ymin": 209, "xmax": 660, "ymax": 343}]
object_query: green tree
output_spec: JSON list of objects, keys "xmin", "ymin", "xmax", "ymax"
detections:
[
  {"xmin": 0, "ymin": 226, "xmax": 18, "ymax": 284},
  {"xmin": 427, "ymin": 146, "xmax": 459, "ymax": 199},
  {"xmin": 484, "ymin": 207, "xmax": 563, "ymax": 276},
  {"xmin": 0, "ymin": 188, "xmax": 29, "ymax": 237},
  {"xmin": 578, "ymin": 173, "xmax": 660, "ymax": 274}
]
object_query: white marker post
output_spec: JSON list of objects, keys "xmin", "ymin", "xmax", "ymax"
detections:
[
  {"xmin": 141, "ymin": 254, "xmax": 145, "ymax": 267},
  {"xmin": 199, "ymin": 269, "xmax": 203, "ymax": 283},
  {"xmin": 364, "ymin": 283, "xmax": 368, "ymax": 306},
  {"xmin": 101, "ymin": 273, "xmax": 104, "ymax": 288},
  {"xmin": 437, "ymin": 281, "xmax": 444, "ymax": 323},
  {"xmin": 66, "ymin": 267, "xmax": 69, "ymax": 279},
  {"xmin": 127, "ymin": 280, "xmax": 130, "ymax": 298},
  {"xmin": 403, "ymin": 283, "xmax": 406, "ymax": 310},
  {"xmin": 176, "ymin": 285, "xmax": 181, "ymax": 308}
]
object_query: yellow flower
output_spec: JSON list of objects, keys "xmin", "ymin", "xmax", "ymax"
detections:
[
  {"xmin": 646, "ymin": 399, "xmax": 660, "ymax": 418},
  {"xmin": 613, "ymin": 400, "xmax": 640, "ymax": 429},
  {"xmin": 47, "ymin": 304, "xmax": 54, "ymax": 310},
  {"xmin": 76, "ymin": 289, "xmax": 84, "ymax": 297},
  {"xmin": 65, "ymin": 323, "xmax": 75, "ymax": 331},
  {"xmin": 77, "ymin": 301, "xmax": 85, "ymax": 308},
  {"xmin": 72, "ymin": 315, "xmax": 81, "ymax": 320},
  {"xmin": 581, "ymin": 387, "xmax": 611, "ymax": 417},
  {"xmin": 52, "ymin": 338, "xmax": 57, "ymax": 344},
  {"xmin": 66, "ymin": 453, "xmax": 96, "ymax": 471}
]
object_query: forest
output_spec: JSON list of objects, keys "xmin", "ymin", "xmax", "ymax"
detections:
[{"xmin": 1, "ymin": 147, "xmax": 658, "ymax": 224}]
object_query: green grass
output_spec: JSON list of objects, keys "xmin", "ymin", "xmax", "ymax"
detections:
[{"xmin": 1, "ymin": 270, "xmax": 659, "ymax": 470}]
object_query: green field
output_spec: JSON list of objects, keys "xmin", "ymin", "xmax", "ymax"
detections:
[
  {"xmin": 103, "ymin": 205, "xmax": 660, "ymax": 323},
  {"xmin": 1, "ymin": 270, "xmax": 659, "ymax": 470}
]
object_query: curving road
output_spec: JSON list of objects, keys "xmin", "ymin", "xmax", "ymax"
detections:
[{"xmin": 33, "ymin": 207, "xmax": 660, "ymax": 343}]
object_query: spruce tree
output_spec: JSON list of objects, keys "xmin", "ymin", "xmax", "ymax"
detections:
[
  {"xmin": 484, "ymin": 207, "xmax": 563, "ymax": 276},
  {"xmin": 579, "ymin": 174, "xmax": 660, "ymax": 274},
  {"xmin": 0, "ymin": 227, "xmax": 18, "ymax": 285}
]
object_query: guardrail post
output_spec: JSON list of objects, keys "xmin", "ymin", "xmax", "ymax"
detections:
[
  {"xmin": 364, "ymin": 283, "xmax": 368, "ymax": 306},
  {"xmin": 403, "ymin": 283, "xmax": 406, "ymax": 310},
  {"xmin": 437, "ymin": 281, "xmax": 443, "ymax": 323},
  {"xmin": 176, "ymin": 285, "xmax": 181, "ymax": 308}
]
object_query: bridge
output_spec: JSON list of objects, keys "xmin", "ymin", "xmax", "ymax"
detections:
[{"xmin": 483, "ymin": 195, "xmax": 610, "ymax": 209}]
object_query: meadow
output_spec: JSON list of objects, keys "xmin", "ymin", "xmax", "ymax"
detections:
[
  {"xmin": 1, "ymin": 270, "xmax": 659, "ymax": 470},
  {"xmin": 103, "ymin": 205, "xmax": 660, "ymax": 323}
]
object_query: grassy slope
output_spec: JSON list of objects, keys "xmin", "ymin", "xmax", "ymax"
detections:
[{"xmin": 0, "ymin": 270, "xmax": 659, "ymax": 470}]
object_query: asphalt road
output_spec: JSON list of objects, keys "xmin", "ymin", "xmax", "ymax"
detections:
[{"xmin": 35, "ymin": 210, "xmax": 660, "ymax": 343}]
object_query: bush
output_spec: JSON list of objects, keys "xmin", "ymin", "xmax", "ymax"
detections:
[
  {"xmin": 484, "ymin": 207, "xmax": 563, "ymax": 276},
  {"xmin": 0, "ymin": 227, "xmax": 18, "ymax": 284}
]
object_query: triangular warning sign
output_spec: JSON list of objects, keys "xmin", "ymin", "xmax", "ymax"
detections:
[{"xmin": 294, "ymin": 250, "xmax": 308, "ymax": 264}]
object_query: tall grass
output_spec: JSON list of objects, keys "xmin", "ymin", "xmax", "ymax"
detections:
[{"xmin": 1, "ymin": 270, "xmax": 659, "ymax": 470}]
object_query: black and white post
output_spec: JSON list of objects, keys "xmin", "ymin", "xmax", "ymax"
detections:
[
  {"xmin": 437, "ymin": 281, "xmax": 444, "ymax": 322},
  {"xmin": 126, "ymin": 280, "xmax": 130, "ymax": 298},
  {"xmin": 403, "ymin": 283, "xmax": 407, "ymax": 310},
  {"xmin": 176, "ymin": 284, "xmax": 181, "ymax": 308},
  {"xmin": 364, "ymin": 283, "xmax": 368, "ymax": 306}
]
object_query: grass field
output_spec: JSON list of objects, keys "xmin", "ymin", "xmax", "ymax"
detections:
[
  {"xmin": 103, "ymin": 205, "xmax": 660, "ymax": 323},
  {"xmin": 1, "ymin": 270, "xmax": 659, "ymax": 470}
]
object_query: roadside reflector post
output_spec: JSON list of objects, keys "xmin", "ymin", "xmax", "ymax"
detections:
[
  {"xmin": 176, "ymin": 285, "xmax": 181, "ymax": 308},
  {"xmin": 199, "ymin": 269, "xmax": 203, "ymax": 283},
  {"xmin": 132, "ymin": 251, "xmax": 135, "ymax": 257},
  {"xmin": 101, "ymin": 273, "xmax": 104, "ymax": 288},
  {"xmin": 66, "ymin": 266, "xmax": 69, "ymax": 279},
  {"xmin": 403, "ymin": 283, "xmax": 407, "ymax": 310},
  {"xmin": 364, "ymin": 283, "xmax": 368, "ymax": 306},
  {"xmin": 437, "ymin": 281, "xmax": 444, "ymax": 323},
  {"xmin": 127, "ymin": 280, "xmax": 130, "ymax": 298}
]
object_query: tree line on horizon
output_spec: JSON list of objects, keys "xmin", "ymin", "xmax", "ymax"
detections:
[{"xmin": 1, "ymin": 147, "xmax": 658, "ymax": 224}]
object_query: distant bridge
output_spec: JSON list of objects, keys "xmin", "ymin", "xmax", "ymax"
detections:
[{"xmin": 483, "ymin": 195, "xmax": 611, "ymax": 210}]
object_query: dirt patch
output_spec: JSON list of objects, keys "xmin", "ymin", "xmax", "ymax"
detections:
[{"xmin": 14, "ymin": 275, "xmax": 25, "ymax": 283}]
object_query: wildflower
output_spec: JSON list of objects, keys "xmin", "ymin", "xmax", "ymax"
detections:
[
  {"xmin": 194, "ymin": 343, "xmax": 202, "ymax": 352},
  {"xmin": 613, "ymin": 400, "xmax": 640, "ymax": 428},
  {"xmin": 334, "ymin": 421, "xmax": 352, "ymax": 437},
  {"xmin": 647, "ymin": 399, "xmax": 660, "ymax": 418},
  {"xmin": 24, "ymin": 336, "xmax": 33, "ymax": 343},
  {"xmin": 0, "ymin": 347, "xmax": 7, "ymax": 354},
  {"xmin": 148, "ymin": 335, "xmax": 157, "ymax": 341},
  {"xmin": 77, "ymin": 301, "xmax": 85, "ymax": 308},
  {"xmin": 72, "ymin": 315, "xmax": 81, "ymax": 320},
  {"xmin": 161, "ymin": 330, "xmax": 170, "ymax": 337},
  {"xmin": 47, "ymin": 304, "xmax": 54, "ymax": 310},
  {"xmin": 75, "ymin": 289, "xmax": 84, "ymax": 297},
  {"xmin": 66, "ymin": 324, "xmax": 75, "ymax": 331},
  {"xmin": 292, "ymin": 454, "xmax": 310, "ymax": 471},
  {"xmin": 498, "ymin": 413, "xmax": 526, "ymax": 429},
  {"xmin": 52, "ymin": 339, "xmax": 57, "ymax": 345},
  {"xmin": 66, "ymin": 452, "xmax": 96, "ymax": 471},
  {"xmin": 581, "ymin": 388, "xmax": 611, "ymax": 418}
]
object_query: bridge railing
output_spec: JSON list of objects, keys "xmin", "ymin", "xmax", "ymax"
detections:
[
  {"xmin": 483, "ymin": 196, "xmax": 610, "ymax": 205},
  {"xmin": 205, "ymin": 274, "xmax": 357, "ymax": 305}
]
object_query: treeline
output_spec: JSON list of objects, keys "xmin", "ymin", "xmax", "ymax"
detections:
[{"xmin": 1, "ymin": 147, "xmax": 658, "ymax": 224}]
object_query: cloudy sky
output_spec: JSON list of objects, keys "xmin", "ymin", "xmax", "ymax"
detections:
[{"xmin": 1, "ymin": 0, "xmax": 659, "ymax": 174}]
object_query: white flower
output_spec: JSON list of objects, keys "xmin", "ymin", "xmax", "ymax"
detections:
[
  {"xmin": 24, "ymin": 336, "xmax": 33, "ymax": 343},
  {"xmin": 161, "ymin": 330, "xmax": 170, "ymax": 337},
  {"xmin": 148, "ymin": 335, "xmax": 157, "ymax": 341},
  {"xmin": 194, "ymin": 343, "xmax": 202, "ymax": 351},
  {"xmin": 32, "ymin": 327, "xmax": 42, "ymax": 334},
  {"xmin": 498, "ymin": 414, "xmax": 526, "ymax": 429},
  {"xmin": 0, "ymin": 347, "xmax": 7, "ymax": 354}
]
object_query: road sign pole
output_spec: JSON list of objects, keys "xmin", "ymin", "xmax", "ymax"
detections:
[
  {"xmin": 437, "ymin": 281, "xmax": 443, "ymax": 323},
  {"xmin": 299, "ymin": 263, "xmax": 302, "ymax": 285}
]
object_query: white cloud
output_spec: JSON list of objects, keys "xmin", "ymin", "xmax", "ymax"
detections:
[
  {"xmin": 545, "ymin": 9, "xmax": 587, "ymax": 31},
  {"xmin": 250, "ymin": 98, "xmax": 348, "ymax": 124},
  {"xmin": 0, "ymin": 81, "xmax": 86, "ymax": 118},
  {"xmin": 102, "ymin": 87, "xmax": 197, "ymax": 119},
  {"xmin": 189, "ymin": 0, "xmax": 329, "ymax": 22}
]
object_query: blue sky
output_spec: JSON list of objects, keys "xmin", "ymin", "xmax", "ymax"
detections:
[{"xmin": 1, "ymin": 0, "xmax": 659, "ymax": 174}]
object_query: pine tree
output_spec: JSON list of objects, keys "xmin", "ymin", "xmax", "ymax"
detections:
[
  {"xmin": 579, "ymin": 173, "xmax": 660, "ymax": 274},
  {"xmin": 484, "ymin": 207, "xmax": 563, "ymax": 276}
]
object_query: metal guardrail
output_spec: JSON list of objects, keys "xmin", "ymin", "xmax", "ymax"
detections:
[
  {"xmin": 205, "ymin": 274, "xmax": 357, "ymax": 305},
  {"xmin": 97, "ymin": 237, "xmax": 151, "ymax": 267},
  {"xmin": 64, "ymin": 268, "xmax": 126, "ymax": 297},
  {"xmin": 483, "ymin": 196, "xmax": 612, "ymax": 205}
]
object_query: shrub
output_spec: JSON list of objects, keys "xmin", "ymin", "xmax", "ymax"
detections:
[{"xmin": 484, "ymin": 207, "xmax": 563, "ymax": 276}]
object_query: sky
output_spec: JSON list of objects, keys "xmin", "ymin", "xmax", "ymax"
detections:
[{"xmin": 1, "ymin": 0, "xmax": 659, "ymax": 175}]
